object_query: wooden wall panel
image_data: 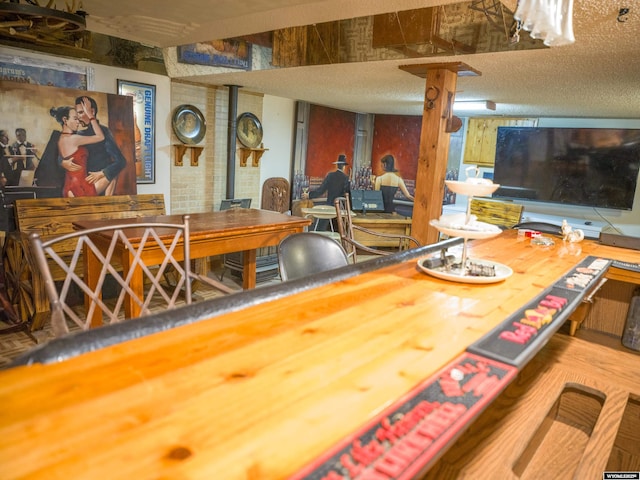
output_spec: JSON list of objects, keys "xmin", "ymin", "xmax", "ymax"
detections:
[{"xmin": 582, "ymin": 279, "xmax": 637, "ymax": 337}]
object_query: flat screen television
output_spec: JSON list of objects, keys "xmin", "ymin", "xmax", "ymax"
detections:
[{"xmin": 492, "ymin": 127, "xmax": 640, "ymax": 210}]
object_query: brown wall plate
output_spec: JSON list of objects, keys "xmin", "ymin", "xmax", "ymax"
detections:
[
  {"xmin": 236, "ymin": 112, "xmax": 263, "ymax": 148},
  {"xmin": 172, "ymin": 104, "xmax": 206, "ymax": 145}
]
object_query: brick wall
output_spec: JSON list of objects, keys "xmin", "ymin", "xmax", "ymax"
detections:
[{"xmin": 170, "ymin": 81, "xmax": 264, "ymax": 213}]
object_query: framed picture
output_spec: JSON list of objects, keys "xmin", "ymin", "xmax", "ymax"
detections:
[
  {"xmin": 0, "ymin": 53, "xmax": 94, "ymax": 90},
  {"xmin": 177, "ymin": 40, "xmax": 252, "ymax": 70},
  {"xmin": 0, "ymin": 80, "xmax": 137, "ymax": 196},
  {"xmin": 117, "ymin": 79, "xmax": 155, "ymax": 184}
]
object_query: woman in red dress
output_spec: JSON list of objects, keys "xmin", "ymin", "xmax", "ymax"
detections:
[{"xmin": 50, "ymin": 97, "xmax": 105, "ymax": 197}]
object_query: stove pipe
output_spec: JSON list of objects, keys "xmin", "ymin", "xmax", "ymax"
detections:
[{"xmin": 226, "ymin": 85, "xmax": 241, "ymax": 199}]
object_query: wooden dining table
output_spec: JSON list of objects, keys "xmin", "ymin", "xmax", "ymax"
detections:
[
  {"xmin": 1, "ymin": 230, "xmax": 639, "ymax": 479},
  {"xmin": 73, "ymin": 208, "xmax": 310, "ymax": 320}
]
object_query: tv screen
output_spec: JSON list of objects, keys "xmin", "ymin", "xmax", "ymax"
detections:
[
  {"xmin": 493, "ymin": 127, "xmax": 640, "ymax": 210},
  {"xmin": 350, "ymin": 190, "xmax": 385, "ymax": 212}
]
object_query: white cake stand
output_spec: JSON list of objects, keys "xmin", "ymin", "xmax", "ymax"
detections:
[{"xmin": 418, "ymin": 178, "xmax": 513, "ymax": 283}]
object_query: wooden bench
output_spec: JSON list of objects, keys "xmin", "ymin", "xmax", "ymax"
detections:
[{"xmin": 1, "ymin": 194, "xmax": 165, "ymax": 331}]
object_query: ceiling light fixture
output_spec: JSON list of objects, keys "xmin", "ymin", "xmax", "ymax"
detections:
[
  {"xmin": 514, "ymin": 0, "xmax": 575, "ymax": 46},
  {"xmin": 453, "ymin": 100, "xmax": 496, "ymax": 111}
]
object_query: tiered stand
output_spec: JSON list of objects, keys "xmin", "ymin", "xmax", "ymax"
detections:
[{"xmin": 418, "ymin": 179, "xmax": 513, "ymax": 284}]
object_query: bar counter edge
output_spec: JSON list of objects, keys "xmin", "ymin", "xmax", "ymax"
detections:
[{"xmin": 8, "ymin": 237, "xmax": 464, "ymax": 367}]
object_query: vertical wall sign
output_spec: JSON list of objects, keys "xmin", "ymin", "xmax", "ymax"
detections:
[{"xmin": 117, "ymin": 80, "xmax": 155, "ymax": 184}]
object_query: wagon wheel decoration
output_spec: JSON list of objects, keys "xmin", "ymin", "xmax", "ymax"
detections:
[
  {"xmin": 0, "ymin": 0, "xmax": 87, "ymax": 49},
  {"xmin": 1, "ymin": 234, "xmax": 43, "ymax": 329}
]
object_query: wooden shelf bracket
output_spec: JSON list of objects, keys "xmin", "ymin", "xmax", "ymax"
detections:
[
  {"xmin": 239, "ymin": 146, "xmax": 269, "ymax": 167},
  {"xmin": 174, "ymin": 145, "xmax": 204, "ymax": 166}
]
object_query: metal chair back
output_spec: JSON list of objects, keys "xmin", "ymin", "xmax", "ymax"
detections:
[
  {"xmin": 277, "ymin": 232, "xmax": 348, "ymax": 282},
  {"xmin": 334, "ymin": 193, "xmax": 421, "ymax": 262},
  {"xmin": 29, "ymin": 216, "xmax": 193, "ymax": 337}
]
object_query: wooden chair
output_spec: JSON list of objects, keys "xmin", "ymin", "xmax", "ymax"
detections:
[
  {"xmin": 0, "ymin": 251, "xmax": 34, "ymax": 341},
  {"xmin": 469, "ymin": 198, "xmax": 524, "ymax": 229},
  {"xmin": 334, "ymin": 194, "xmax": 420, "ymax": 263},
  {"xmin": 222, "ymin": 177, "xmax": 291, "ymax": 283},
  {"xmin": 277, "ymin": 232, "xmax": 348, "ymax": 281},
  {"xmin": 261, "ymin": 177, "xmax": 290, "ymax": 213},
  {"xmin": 3, "ymin": 194, "xmax": 166, "ymax": 332},
  {"xmin": 28, "ymin": 215, "xmax": 232, "ymax": 337}
]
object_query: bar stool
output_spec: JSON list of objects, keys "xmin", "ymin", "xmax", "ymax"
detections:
[
  {"xmin": 301, "ymin": 205, "xmax": 337, "ymax": 231},
  {"xmin": 301, "ymin": 205, "xmax": 342, "ymax": 242}
]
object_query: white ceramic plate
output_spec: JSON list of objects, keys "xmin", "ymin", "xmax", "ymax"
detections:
[
  {"xmin": 445, "ymin": 180, "xmax": 500, "ymax": 197},
  {"xmin": 429, "ymin": 219, "xmax": 502, "ymax": 240},
  {"xmin": 417, "ymin": 257, "xmax": 513, "ymax": 284}
]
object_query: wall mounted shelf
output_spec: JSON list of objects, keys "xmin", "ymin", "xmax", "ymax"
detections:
[
  {"xmin": 174, "ymin": 145, "xmax": 204, "ymax": 167},
  {"xmin": 239, "ymin": 146, "xmax": 268, "ymax": 167}
]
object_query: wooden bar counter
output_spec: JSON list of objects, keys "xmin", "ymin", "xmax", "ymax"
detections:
[{"xmin": 0, "ymin": 231, "xmax": 638, "ymax": 479}]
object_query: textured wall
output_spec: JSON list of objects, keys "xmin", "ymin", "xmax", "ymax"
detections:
[{"xmin": 169, "ymin": 81, "xmax": 264, "ymax": 213}]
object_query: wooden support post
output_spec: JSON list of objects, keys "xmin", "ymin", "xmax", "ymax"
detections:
[
  {"xmin": 414, "ymin": 67, "xmax": 458, "ymax": 245},
  {"xmin": 400, "ymin": 62, "xmax": 480, "ymax": 245}
]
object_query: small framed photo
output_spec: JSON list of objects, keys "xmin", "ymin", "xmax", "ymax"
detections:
[{"xmin": 117, "ymin": 79, "xmax": 155, "ymax": 184}]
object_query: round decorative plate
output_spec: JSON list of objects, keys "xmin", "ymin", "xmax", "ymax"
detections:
[
  {"xmin": 429, "ymin": 219, "xmax": 502, "ymax": 240},
  {"xmin": 236, "ymin": 112, "xmax": 263, "ymax": 148},
  {"xmin": 172, "ymin": 104, "xmax": 206, "ymax": 145},
  {"xmin": 417, "ymin": 257, "xmax": 513, "ymax": 284}
]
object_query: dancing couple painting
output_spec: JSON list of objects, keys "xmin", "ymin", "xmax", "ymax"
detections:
[{"xmin": 1, "ymin": 81, "xmax": 137, "ymax": 198}]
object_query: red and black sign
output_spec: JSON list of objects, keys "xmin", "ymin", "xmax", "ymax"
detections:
[
  {"xmin": 291, "ymin": 353, "xmax": 517, "ymax": 480},
  {"xmin": 467, "ymin": 255, "xmax": 610, "ymax": 367}
]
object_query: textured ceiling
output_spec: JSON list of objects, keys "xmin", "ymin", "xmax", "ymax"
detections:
[{"xmin": 81, "ymin": 0, "xmax": 639, "ymax": 118}]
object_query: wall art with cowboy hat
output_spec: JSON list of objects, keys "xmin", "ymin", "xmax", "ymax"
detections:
[
  {"xmin": 371, "ymin": 114, "xmax": 421, "ymax": 196},
  {"xmin": 303, "ymin": 104, "xmax": 356, "ymax": 193},
  {"xmin": 293, "ymin": 102, "xmax": 461, "ymax": 209}
]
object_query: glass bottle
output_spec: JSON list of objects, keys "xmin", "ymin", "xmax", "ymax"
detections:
[{"xmin": 134, "ymin": 110, "xmax": 143, "ymax": 177}]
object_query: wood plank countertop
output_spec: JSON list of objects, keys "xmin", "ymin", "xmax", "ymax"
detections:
[{"xmin": 0, "ymin": 230, "xmax": 638, "ymax": 479}]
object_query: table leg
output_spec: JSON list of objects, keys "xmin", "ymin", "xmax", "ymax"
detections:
[
  {"xmin": 123, "ymin": 251, "xmax": 144, "ymax": 319},
  {"xmin": 242, "ymin": 249, "xmax": 257, "ymax": 290},
  {"xmin": 84, "ymin": 244, "xmax": 103, "ymax": 328}
]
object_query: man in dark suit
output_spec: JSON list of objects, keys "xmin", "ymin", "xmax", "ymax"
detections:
[
  {"xmin": 305, "ymin": 154, "xmax": 351, "ymax": 231},
  {"xmin": 8, "ymin": 128, "xmax": 37, "ymax": 185},
  {"xmin": 74, "ymin": 96, "xmax": 127, "ymax": 195},
  {"xmin": 0, "ymin": 130, "xmax": 18, "ymax": 186},
  {"xmin": 309, "ymin": 154, "xmax": 351, "ymax": 204},
  {"xmin": 10, "ymin": 128, "xmax": 37, "ymax": 166}
]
